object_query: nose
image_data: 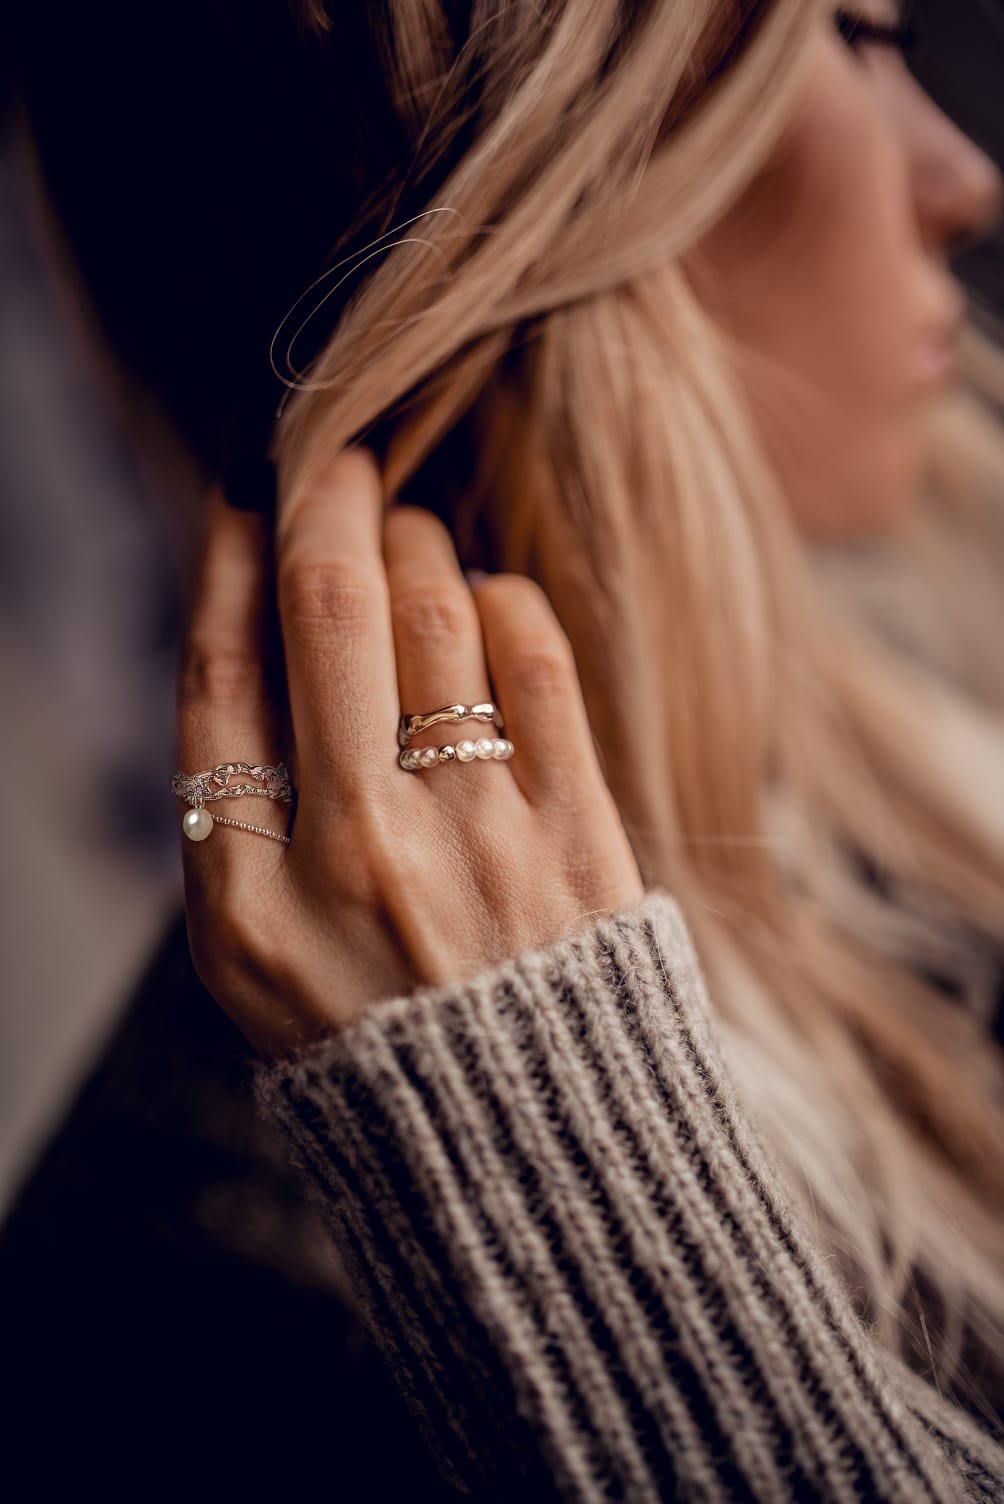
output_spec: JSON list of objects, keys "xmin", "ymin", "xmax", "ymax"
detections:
[{"xmin": 910, "ymin": 106, "xmax": 1004, "ymax": 259}]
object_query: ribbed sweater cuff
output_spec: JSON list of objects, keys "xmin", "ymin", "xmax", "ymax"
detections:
[{"xmin": 252, "ymin": 888, "xmax": 1000, "ymax": 1503}]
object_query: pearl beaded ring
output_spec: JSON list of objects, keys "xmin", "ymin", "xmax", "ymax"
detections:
[{"xmin": 399, "ymin": 737, "xmax": 514, "ymax": 771}]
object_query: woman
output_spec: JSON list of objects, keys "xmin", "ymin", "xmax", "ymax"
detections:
[{"xmin": 11, "ymin": 0, "xmax": 1004, "ymax": 1497}]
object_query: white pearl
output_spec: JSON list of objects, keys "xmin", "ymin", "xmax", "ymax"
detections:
[
  {"xmin": 455, "ymin": 740, "xmax": 477, "ymax": 762},
  {"xmin": 497, "ymin": 740, "xmax": 514, "ymax": 760},
  {"xmin": 420, "ymin": 746, "xmax": 440, "ymax": 767},
  {"xmin": 491, "ymin": 739, "xmax": 508, "ymax": 759},
  {"xmin": 182, "ymin": 807, "xmax": 214, "ymax": 842},
  {"xmin": 475, "ymin": 738, "xmax": 495, "ymax": 760},
  {"xmin": 400, "ymin": 750, "xmax": 420, "ymax": 770}
]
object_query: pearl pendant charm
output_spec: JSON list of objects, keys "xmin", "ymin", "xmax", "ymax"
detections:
[{"xmin": 182, "ymin": 806, "xmax": 214, "ymax": 841}]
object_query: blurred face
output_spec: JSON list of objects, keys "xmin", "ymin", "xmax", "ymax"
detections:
[{"xmin": 686, "ymin": 3, "xmax": 1003, "ymax": 539}]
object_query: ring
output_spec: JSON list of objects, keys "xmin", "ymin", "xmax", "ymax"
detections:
[
  {"xmin": 170, "ymin": 759, "xmax": 295, "ymax": 844},
  {"xmin": 170, "ymin": 760, "xmax": 293, "ymax": 806},
  {"xmin": 398, "ymin": 701, "xmax": 502, "ymax": 748},
  {"xmin": 400, "ymin": 737, "xmax": 514, "ymax": 771},
  {"xmin": 189, "ymin": 813, "xmax": 292, "ymax": 846}
]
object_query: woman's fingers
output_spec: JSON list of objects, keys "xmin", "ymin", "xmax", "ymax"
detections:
[
  {"xmin": 275, "ymin": 448, "xmax": 400, "ymax": 801},
  {"xmin": 175, "ymin": 487, "xmax": 290, "ymax": 867},
  {"xmin": 383, "ymin": 505, "xmax": 495, "ymax": 742},
  {"xmin": 270, "ymin": 445, "xmax": 598, "ymax": 823}
]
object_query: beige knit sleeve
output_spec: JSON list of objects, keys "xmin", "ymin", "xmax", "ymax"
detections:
[{"xmin": 252, "ymin": 887, "xmax": 1004, "ymax": 1502}]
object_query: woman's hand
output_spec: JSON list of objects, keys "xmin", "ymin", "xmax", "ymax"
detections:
[{"xmin": 176, "ymin": 446, "xmax": 644, "ymax": 1058}]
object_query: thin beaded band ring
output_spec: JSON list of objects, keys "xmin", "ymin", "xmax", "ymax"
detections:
[{"xmin": 200, "ymin": 814, "xmax": 292, "ymax": 846}]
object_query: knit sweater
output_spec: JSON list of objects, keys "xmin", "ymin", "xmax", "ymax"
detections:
[{"xmin": 254, "ymin": 886, "xmax": 1004, "ymax": 1503}]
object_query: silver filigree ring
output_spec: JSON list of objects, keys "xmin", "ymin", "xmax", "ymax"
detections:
[{"xmin": 170, "ymin": 760, "xmax": 295, "ymax": 845}]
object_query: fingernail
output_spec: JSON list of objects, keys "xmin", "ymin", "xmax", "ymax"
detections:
[
  {"xmin": 221, "ymin": 456, "xmax": 277, "ymax": 516},
  {"xmin": 465, "ymin": 568, "xmax": 488, "ymax": 590}
]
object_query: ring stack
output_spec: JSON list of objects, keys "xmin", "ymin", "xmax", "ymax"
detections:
[
  {"xmin": 170, "ymin": 760, "xmax": 294, "ymax": 844},
  {"xmin": 397, "ymin": 702, "xmax": 514, "ymax": 773}
]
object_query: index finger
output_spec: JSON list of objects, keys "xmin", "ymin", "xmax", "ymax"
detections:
[{"xmin": 275, "ymin": 446, "xmax": 399, "ymax": 798}]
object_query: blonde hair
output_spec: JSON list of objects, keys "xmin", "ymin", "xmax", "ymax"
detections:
[{"xmin": 277, "ymin": 0, "xmax": 1004, "ymax": 1428}]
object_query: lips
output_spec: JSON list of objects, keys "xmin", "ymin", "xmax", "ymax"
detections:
[
  {"xmin": 915, "ymin": 288, "xmax": 965, "ymax": 390},
  {"xmin": 915, "ymin": 334, "xmax": 961, "ymax": 388}
]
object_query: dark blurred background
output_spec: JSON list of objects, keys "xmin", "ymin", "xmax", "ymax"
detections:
[{"xmin": 0, "ymin": 0, "xmax": 1002, "ymax": 1218}]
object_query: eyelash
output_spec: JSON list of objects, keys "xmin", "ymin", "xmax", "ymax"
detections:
[{"xmin": 833, "ymin": 9, "xmax": 916, "ymax": 55}]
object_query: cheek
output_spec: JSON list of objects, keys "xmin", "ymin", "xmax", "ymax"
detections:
[{"xmin": 687, "ymin": 36, "xmax": 935, "ymax": 537}]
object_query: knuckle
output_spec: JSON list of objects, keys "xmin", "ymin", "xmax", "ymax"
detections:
[
  {"xmin": 506, "ymin": 636, "xmax": 575, "ymax": 696},
  {"xmin": 328, "ymin": 825, "xmax": 385, "ymax": 901},
  {"xmin": 217, "ymin": 900, "xmax": 277, "ymax": 972},
  {"xmin": 185, "ymin": 906, "xmax": 241, "ymax": 999},
  {"xmin": 177, "ymin": 638, "xmax": 267, "ymax": 707},
  {"xmin": 189, "ymin": 920, "xmax": 259, "ymax": 1006},
  {"xmin": 279, "ymin": 556, "xmax": 379, "ymax": 629},
  {"xmin": 283, "ymin": 791, "xmax": 391, "ymax": 895},
  {"xmin": 393, "ymin": 583, "xmax": 473, "ymax": 644},
  {"xmin": 197, "ymin": 873, "xmax": 288, "ymax": 979}
]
